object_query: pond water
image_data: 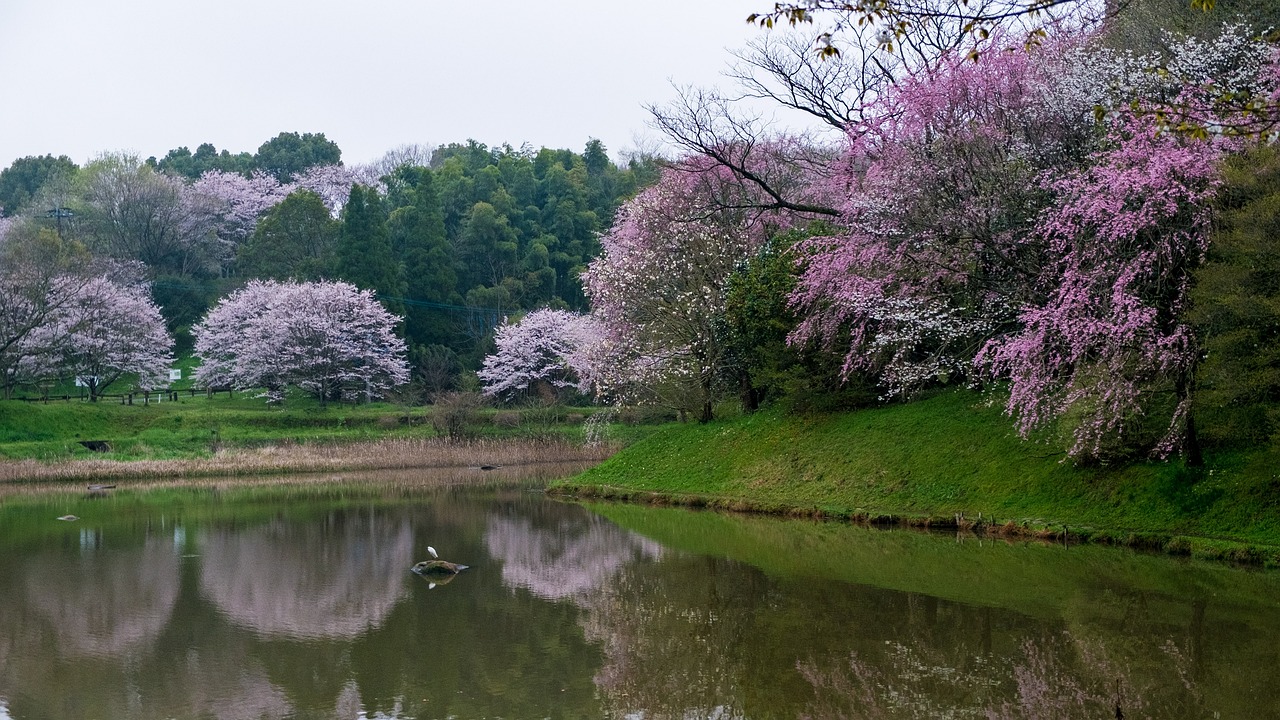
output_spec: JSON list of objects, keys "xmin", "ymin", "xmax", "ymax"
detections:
[{"xmin": 0, "ymin": 466, "xmax": 1277, "ymax": 720}]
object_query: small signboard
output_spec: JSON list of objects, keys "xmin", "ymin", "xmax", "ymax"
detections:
[{"xmin": 169, "ymin": 369, "xmax": 182, "ymax": 381}]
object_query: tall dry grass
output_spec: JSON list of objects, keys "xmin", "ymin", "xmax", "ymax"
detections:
[{"xmin": 0, "ymin": 437, "xmax": 619, "ymax": 485}]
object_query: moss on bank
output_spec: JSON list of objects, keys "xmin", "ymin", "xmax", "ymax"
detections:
[{"xmin": 552, "ymin": 390, "xmax": 1280, "ymax": 565}]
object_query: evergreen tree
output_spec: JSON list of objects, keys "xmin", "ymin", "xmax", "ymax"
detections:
[
  {"xmin": 1191, "ymin": 144, "xmax": 1280, "ymax": 447},
  {"xmin": 387, "ymin": 167, "xmax": 459, "ymax": 349},
  {"xmin": 336, "ymin": 185, "xmax": 405, "ymax": 317},
  {"xmin": 239, "ymin": 189, "xmax": 339, "ymax": 281}
]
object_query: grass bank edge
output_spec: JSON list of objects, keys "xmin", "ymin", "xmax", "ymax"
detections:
[{"xmin": 551, "ymin": 390, "xmax": 1280, "ymax": 567}]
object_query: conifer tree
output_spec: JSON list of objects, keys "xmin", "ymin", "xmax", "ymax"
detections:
[{"xmin": 336, "ymin": 184, "xmax": 405, "ymax": 317}]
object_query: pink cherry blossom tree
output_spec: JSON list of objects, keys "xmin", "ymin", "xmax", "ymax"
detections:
[
  {"xmin": 0, "ymin": 227, "xmax": 95, "ymax": 398},
  {"xmin": 292, "ymin": 164, "xmax": 385, "ymax": 217},
  {"xmin": 790, "ymin": 34, "xmax": 1097, "ymax": 397},
  {"xmin": 478, "ymin": 308, "xmax": 602, "ymax": 403},
  {"xmin": 20, "ymin": 275, "xmax": 174, "ymax": 400},
  {"xmin": 977, "ymin": 116, "xmax": 1224, "ymax": 461},
  {"xmin": 187, "ymin": 170, "xmax": 293, "ymax": 272},
  {"xmin": 193, "ymin": 280, "xmax": 409, "ymax": 404}
]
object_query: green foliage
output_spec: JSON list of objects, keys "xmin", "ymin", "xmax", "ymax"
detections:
[
  {"xmin": 1104, "ymin": 0, "xmax": 1280, "ymax": 55},
  {"xmin": 722, "ymin": 224, "xmax": 876, "ymax": 413},
  {"xmin": 239, "ymin": 189, "xmax": 339, "ymax": 280},
  {"xmin": 151, "ymin": 143, "xmax": 254, "ymax": 179},
  {"xmin": 1192, "ymin": 144, "xmax": 1280, "ymax": 447},
  {"xmin": 0, "ymin": 154, "xmax": 77, "ymax": 217},
  {"xmin": 387, "ymin": 166, "xmax": 459, "ymax": 348},
  {"xmin": 336, "ymin": 185, "xmax": 405, "ymax": 316},
  {"xmin": 150, "ymin": 274, "xmax": 224, "ymax": 355},
  {"xmin": 254, "ymin": 131, "xmax": 342, "ymax": 182}
]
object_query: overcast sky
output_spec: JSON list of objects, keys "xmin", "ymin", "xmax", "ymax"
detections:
[{"xmin": 0, "ymin": 0, "xmax": 794, "ymax": 170}]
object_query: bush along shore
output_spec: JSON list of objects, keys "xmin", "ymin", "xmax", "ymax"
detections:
[{"xmin": 551, "ymin": 390, "xmax": 1280, "ymax": 567}]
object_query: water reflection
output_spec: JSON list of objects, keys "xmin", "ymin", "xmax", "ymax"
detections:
[
  {"xmin": 0, "ymin": 480, "xmax": 1276, "ymax": 719},
  {"xmin": 198, "ymin": 511, "xmax": 414, "ymax": 640},
  {"xmin": 23, "ymin": 534, "xmax": 179, "ymax": 659},
  {"xmin": 485, "ymin": 511, "xmax": 662, "ymax": 600}
]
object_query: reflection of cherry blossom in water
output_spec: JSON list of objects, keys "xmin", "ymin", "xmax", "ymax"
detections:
[
  {"xmin": 199, "ymin": 513, "xmax": 413, "ymax": 639},
  {"xmin": 484, "ymin": 514, "xmax": 662, "ymax": 601},
  {"xmin": 160, "ymin": 665, "xmax": 292, "ymax": 720},
  {"xmin": 23, "ymin": 534, "xmax": 180, "ymax": 659}
]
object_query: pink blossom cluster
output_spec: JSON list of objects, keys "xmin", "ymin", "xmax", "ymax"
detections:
[
  {"xmin": 581, "ymin": 166, "xmax": 774, "ymax": 409},
  {"xmin": 782, "ymin": 26, "xmax": 1274, "ymax": 457},
  {"xmin": 978, "ymin": 117, "xmax": 1223, "ymax": 458},
  {"xmin": 791, "ymin": 35, "xmax": 1095, "ymax": 397},
  {"xmin": 193, "ymin": 280, "xmax": 409, "ymax": 403}
]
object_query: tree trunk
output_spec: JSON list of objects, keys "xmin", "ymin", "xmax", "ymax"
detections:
[
  {"xmin": 739, "ymin": 373, "xmax": 760, "ymax": 413},
  {"xmin": 699, "ymin": 399, "xmax": 713, "ymax": 424},
  {"xmin": 1185, "ymin": 410, "xmax": 1203, "ymax": 468},
  {"xmin": 1177, "ymin": 373, "xmax": 1203, "ymax": 468}
]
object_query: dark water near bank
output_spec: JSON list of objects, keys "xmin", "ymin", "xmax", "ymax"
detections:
[{"xmin": 0, "ymin": 469, "xmax": 1277, "ymax": 719}]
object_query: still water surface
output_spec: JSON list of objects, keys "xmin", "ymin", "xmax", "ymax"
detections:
[{"xmin": 0, "ymin": 466, "xmax": 1277, "ymax": 719}]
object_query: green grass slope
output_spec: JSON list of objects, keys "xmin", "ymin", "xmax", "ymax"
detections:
[{"xmin": 555, "ymin": 390, "xmax": 1280, "ymax": 554}]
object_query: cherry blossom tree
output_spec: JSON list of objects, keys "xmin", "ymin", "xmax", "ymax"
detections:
[
  {"xmin": 582, "ymin": 165, "xmax": 780, "ymax": 421},
  {"xmin": 977, "ymin": 117, "xmax": 1223, "ymax": 461},
  {"xmin": 478, "ymin": 309, "xmax": 602, "ymax": 403},
  {"xmin": 21, "ymin": 275, "xmax": 174, "ymax": 400},
  {"xmin": 790, "ymin": 34, "xmax": 1097, "ymax": 397},
  {"xmin": 292, "ymin": 164, "xmax": 385, "ymax": 217},
  {"xmin": 193, "ymin": 280, "xmax": 409, "ymax": 404},
  {"xmin": 0, "ymin": 227, "xmax": 90, "ymax": 398},
  {"xmin": 187, "ymin": 170, "xmax": 293, "ymax": 272}
]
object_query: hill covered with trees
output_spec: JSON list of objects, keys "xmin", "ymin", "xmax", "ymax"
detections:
[{"xmin": 0, "ymin": 134, "xmax": 659, "ymax": 402}]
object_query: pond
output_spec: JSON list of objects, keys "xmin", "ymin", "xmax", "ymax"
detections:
[{"xmin": 0, "ymin": 465, "xmax": 1277, "ymax": 719}]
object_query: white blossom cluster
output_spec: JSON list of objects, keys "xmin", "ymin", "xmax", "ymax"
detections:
[{"xmin": 193, "ymin": 280, "xmax": 409, "ymax": 403}]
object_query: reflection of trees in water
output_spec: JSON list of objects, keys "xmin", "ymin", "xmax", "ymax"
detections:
[
  {"xmin": 199, "ymin": 510, "xmax": 413, "ymax": 639},
  {"xmin": 484, "ymin": 511, "xmax": 662, "ymax": 600},
  {"xmin": 141, "ymin": 661, "xmax": 293, "ymax": 720},
  {"xmin": 0, "ymin": 532, "xmax": 297, "ymax": 720},
  {"xmin": 795, "ymin": 597, "xmax": 1237, "ymax": 720},
  {"xmin": 22, "ymin": 533, "xmax": 180, "ymax": 659},
  {"xmin": 576, "ymin": 548, "xmax": 1269, "ymax": 720},
  {"xmin": 578, "ymin": 555, "xmax": 771, "ymax": 720}
]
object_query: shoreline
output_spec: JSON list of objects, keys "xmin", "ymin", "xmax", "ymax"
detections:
[{"xmin": 550, "ymin": 482, "xmax": 1280, "ymax": 567}]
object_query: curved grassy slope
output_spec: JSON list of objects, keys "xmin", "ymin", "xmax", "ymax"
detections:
[{"xmin": 554, "ymin": 391, "xmax": 1280, "ymax": 562}]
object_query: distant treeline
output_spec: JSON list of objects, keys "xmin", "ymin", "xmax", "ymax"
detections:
[{"xmin": 0, "ymin": 133, "xmax": 663, "ymax": 395}]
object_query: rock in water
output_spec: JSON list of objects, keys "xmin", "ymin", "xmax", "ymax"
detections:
[{"xmin": 412, "ymin": 560, "xmax": 469, "ymax": 575}]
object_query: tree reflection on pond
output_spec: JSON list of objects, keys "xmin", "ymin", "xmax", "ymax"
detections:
[
  {"xmin": 198, "ymin": 511, "xmax": 414, "ymax": 640},
  {"xmin": 0, "ymin": 482, "xmax": 1276, "ymax": 720}
]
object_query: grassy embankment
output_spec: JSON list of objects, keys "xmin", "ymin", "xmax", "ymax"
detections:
[
  {"xmin": 0, "ymin": 391, "xmax": 659, "ymax": 483},
  {"xmin": 553, "ymin": 389, "xmax": 1280, "ymax": 565}
]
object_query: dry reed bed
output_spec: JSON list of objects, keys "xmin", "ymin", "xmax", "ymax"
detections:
[
  {"xmin": 0, "ymin": 461, "xmax": 604, "ymax": 500},
  {"xmin": 0, "ymin": 437, "xmax": 619, "ymax": 484}
]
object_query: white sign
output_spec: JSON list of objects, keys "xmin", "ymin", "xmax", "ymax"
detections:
[{"xmin": 169, "ymin": 369, "xmax": 182, "ymax": 381}]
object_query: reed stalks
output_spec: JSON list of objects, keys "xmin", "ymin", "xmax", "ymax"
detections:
[{"xmin": 0, "ymin": 437, "xmax": 619, "ymax": 484}]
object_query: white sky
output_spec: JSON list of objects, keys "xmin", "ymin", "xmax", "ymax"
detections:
[{"xmin": 0, "ymin": 0, "xmax": 788, "ymax": 169}]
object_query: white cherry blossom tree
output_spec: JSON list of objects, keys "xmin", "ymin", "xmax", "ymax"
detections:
[{"xmin": 193, "ymin": 280, "xmax": 409, "ymax": 404}]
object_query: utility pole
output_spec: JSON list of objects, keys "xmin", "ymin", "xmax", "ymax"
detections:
[{"xmin": 44, "ymin": 206, "xmax": 73, "ymax": 239}]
